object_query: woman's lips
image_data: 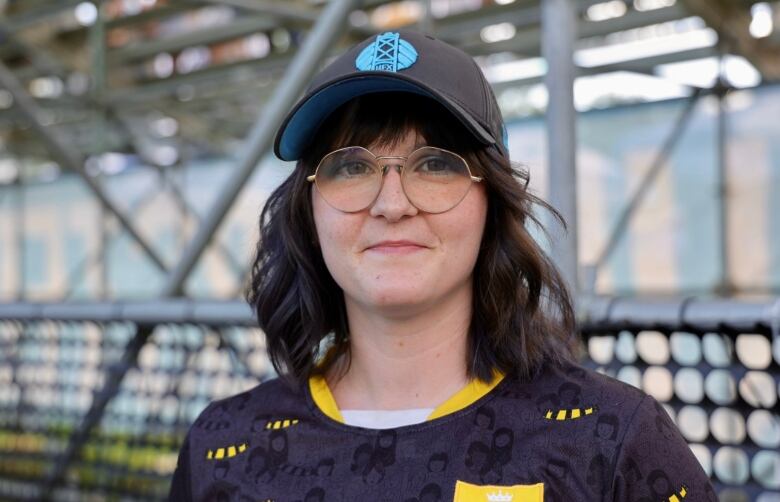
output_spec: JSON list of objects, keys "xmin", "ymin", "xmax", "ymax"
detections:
[{"xmin": 366, "ymin": 241, "xmax": 428, "ymax": 254}]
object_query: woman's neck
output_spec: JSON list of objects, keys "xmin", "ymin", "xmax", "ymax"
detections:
[{"xmin": 328, "ymin": 286, "xmax": 472, "ymax": 411}]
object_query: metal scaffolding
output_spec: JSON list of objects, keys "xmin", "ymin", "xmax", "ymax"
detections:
[
  {"xmin": 0, "ymin": 0, "xmax": 774, "ymax": 300},
  {"xmin": 1, "ymin": 0, "xmax": 780, "ymax": 498}
]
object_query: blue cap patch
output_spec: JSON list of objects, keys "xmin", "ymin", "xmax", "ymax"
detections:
[{"xmin": 355, "ymin": 32, "xmax": 418, "ymax": 72}]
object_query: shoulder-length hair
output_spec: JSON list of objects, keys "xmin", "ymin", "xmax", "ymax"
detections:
[{"xmin": 247, "ymin": 92, "xmax": 579, "ymax": 388}]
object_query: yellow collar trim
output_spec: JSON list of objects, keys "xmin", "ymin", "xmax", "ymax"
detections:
[
  {"xmin": 426, "ymin": 370, "xmax": 504, "ymax": 420},
  {"xmin": 308, "ymin": 371, "xmax": 504, "ymax": 424},
  {"xmin": 309, "ymin": 374, "xmax": 345, "ymax": 423}
]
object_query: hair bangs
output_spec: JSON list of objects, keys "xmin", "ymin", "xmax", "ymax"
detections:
[{"xmin": 300, "ymin": 92, "xmax": 484, "ymax": 172}]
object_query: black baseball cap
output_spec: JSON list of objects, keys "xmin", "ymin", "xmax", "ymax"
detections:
[{"xmin": 273, "ymin": 29, "xmax": 509, "ymax": 161}]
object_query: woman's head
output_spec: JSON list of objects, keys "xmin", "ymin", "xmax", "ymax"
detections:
[{"xmin": 248, "ymin": 92, "xmax": 578, "ymax": 387}]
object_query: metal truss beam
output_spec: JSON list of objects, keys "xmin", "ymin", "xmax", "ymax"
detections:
[
  {"xmin": 434, "ymin": 0, "xmax": 540, "ymax": 42},
  {"xmin": 200, "ymin": 0, "xmax": 320, "ymax": 24},
  {"xmin": 0, "ymin": 22, "xmax": 71, "ymax": 79},
  {"xmin": 580, "ymin": 46, "xmax": 717, "ymax": 76},
  {"xmin": 108, "ymin": 14, "xmax": 280, "ymax": 64},
  {"xmin": 106, "ymin": 52, "xmax": 292, "ymax": 106},
  {"xmin": 491, "ymin": 46, "xmax": 718, "ymax": 93},
  {"xmin": 586, "ymin": 87, "xmax": 704, "ymax": 291},
  {"xmin": 682, "ymin": 0, "xmax": 780, "ymax": 81},
  {"xmin": 463, "ymin": 4, "xmax": 689, "ymax": 56},
  {"xmin": 0, "ymin": 300, "xmax": 255, "ymax": 325},
  {"xmin": 107, "ymin": 110, "xmax": 244, "ymax": 275},
  {"xmin": 199, "ymin": 0, "xmax": 376, "ymax": 36},
  {"xmin": 0, "ymin": 1, "xmax": 190, "ymax": 32},
  {"xmin": 160, "ymin": 0, "xmax": 360, "ymax": 297},
  {"xmin": 543, "ymin": 0, "xmax": 579, "ymax": 294},
  {"xmin": 714, "ymin": 75, "xmax": 731, "ymax": 296},
  {"xmin": 0, "ymin": 297, "xmax": 777, "ymax": 335},
  {"xmin": 104, "ymin": 3, "xmax": 194, "ymax": 29},
  {"xmin": 0, "ymin": 0, "xmax": 84, "ymax": 34},
  {"xmin": 580, "ymin": 296, "xmax": 780, "ymax": 334},
  {"xmin": 0, "ymin": 62, "xmax": 169, "ymax": 272},
  {"xmin": 62, "ymin": 162, "xmax": 245, "ymax": 300}
]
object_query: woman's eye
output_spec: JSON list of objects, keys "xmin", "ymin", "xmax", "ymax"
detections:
[
  {"xmin": 418, "ymin": 158, "xmax": 452, "ymax": 173},
  {"xmin": 338, "ymin": 161, "xmax": 373, "ymax": 176}
]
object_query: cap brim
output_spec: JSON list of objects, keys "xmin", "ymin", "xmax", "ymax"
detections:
[{"xmin": 274, "ymin": 73, "xmax": 496, "ymax": 161}]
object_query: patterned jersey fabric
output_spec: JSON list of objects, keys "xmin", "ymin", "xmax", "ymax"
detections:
[{"xmin": 168, "ymin": 360, "xmax": 715, "ymax": 501}]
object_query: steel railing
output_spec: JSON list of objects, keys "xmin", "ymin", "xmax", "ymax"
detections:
[{"xmin": 0, "ymin": 297, "xmax": 777, "ymax": 501}]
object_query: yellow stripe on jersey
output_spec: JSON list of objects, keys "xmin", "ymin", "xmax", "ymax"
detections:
[
  {"xmin": 206, "ymin": 442, "xmax": 249, "ymax": 460},
  {"xmin": 265, "ymin": 419, "xmax": 300, "ymax": 430},
  {"xmin": 668, "ymin": 485, "xmax": 689, "ymax": 501},
  {"xmin": 543, "ymin": 406, "xmax": 598, "ymax": 421}
]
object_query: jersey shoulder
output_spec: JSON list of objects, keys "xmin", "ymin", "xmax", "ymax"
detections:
[
  {"xmin": 496, "ymin": 359, "xmax": 649, "ymax": 424},
  {"xmin": 187, "ymin": 377, "xmax": 310, "ymax": 445}
]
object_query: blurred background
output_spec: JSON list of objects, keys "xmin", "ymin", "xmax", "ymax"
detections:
[{"xmin": 0, "ymin": 0, "xmax": 778, "ymax": 500}]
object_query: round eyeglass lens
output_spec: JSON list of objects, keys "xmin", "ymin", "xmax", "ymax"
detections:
[
  {"xmin": 315, "ymin": 147, "xmax": 381, "ymax": 212},
  {"xmin": 403, "ymin": 147, "xmax": 474, "ymax": 213}
]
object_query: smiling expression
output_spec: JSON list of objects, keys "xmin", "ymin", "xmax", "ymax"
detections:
[{"xmin": 311, "ymin": 130, "xmax": 488, "ymax": 316}]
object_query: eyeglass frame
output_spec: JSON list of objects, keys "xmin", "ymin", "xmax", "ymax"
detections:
[{"xmin": 306, "ymin": 145, "xmax": 483, "ymax": 213}]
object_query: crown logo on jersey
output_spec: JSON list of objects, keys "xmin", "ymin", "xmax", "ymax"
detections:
[
  {"xmin": 486, "ymin": 490, "xmax": 513, "ymax": 502},
  {"xmin": 355, "ymin": 32, "xmax": 418, "ymax": 72}
]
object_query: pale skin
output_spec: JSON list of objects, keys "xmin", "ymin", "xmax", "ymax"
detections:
[{"xmin": 311, "ymin": 130, "xmax": 488, "ymax": 412}]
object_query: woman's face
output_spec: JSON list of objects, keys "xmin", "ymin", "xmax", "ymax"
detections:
[{"xmin": 312, "ymin": 129, "xmax": 488, "ymax": 316}]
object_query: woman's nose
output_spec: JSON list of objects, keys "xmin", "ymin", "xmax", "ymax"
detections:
[{"xmin": 368, "ymin": 165, "xmax": 418, "ymax": 221}]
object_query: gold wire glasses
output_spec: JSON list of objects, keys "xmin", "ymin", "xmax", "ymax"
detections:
[{"xmin": 307, "ymin": 146, "xmax": 482, "ymax": 214}]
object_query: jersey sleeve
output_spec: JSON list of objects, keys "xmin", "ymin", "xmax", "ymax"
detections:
[
  {"xmin": 611, "ymin": 394, "xmax": 717, "ymax": 501},
  {"xmin": 168, "ymin": 430, "xmax": 194, "ymax": 502}
]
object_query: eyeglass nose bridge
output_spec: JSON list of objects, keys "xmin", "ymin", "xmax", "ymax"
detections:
[
  {"xmin": 374, "ymin": 157, "xmax": 411, "ymax": 209},
  {"xmin": 375, "ymin": 155, "xmax": 407, "ymax": 175},
  {"xmin": 368, "ymin": 156, "xmax": 418, "ymax": 213}
]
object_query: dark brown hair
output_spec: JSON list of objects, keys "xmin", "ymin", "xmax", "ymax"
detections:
[{"xmin": 247, "ymin": 93, "xmax": 578, "ymax": 387}]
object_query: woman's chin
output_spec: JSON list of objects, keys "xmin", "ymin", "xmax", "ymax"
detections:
[{"xmin": 353, "ymin": 286, "xmax": 431, "ymax": 313}]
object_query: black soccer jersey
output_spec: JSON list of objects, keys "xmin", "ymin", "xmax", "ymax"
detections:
[{"xmin": 169, "ymin": 361, "xmax": 715, "ymax": 501}]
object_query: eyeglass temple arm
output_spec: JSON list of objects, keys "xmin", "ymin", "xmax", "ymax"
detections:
[{"xmin": 306, "ymin": 175, "xmax": 316, "ymax": 182}]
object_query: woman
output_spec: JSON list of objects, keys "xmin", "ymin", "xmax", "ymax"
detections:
[{"xmin": 170, "ymin": 30, "xmax": 714, "ymax": 501}]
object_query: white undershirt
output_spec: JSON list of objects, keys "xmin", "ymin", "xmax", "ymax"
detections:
[{"xmin": 341, "ymin": 408, "xmax": 435, "ymax": 429}]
